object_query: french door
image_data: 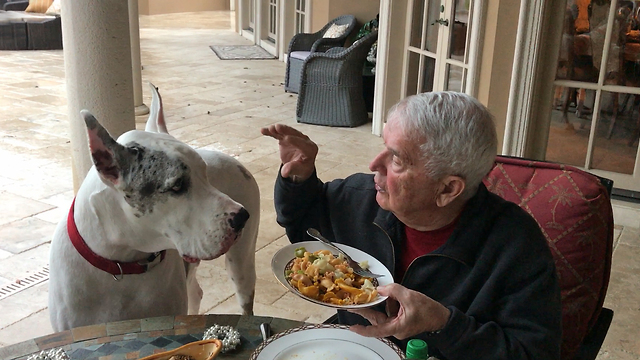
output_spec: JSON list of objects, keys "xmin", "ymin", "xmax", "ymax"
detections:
[
  {"xmin": 403, "ymin": 0, "xmax": 477, "ymax": 96},
  {"xmin": 546, "ymin": 0, "xmax": 640, "ymax": 192},
  {"xmin": 267, "ymin": 0, "xmax": 278, "ymax": 42},
  {"xmin": 249, "ymin": 0, "xmax": 255, "ymax": 31},
  {"xmin": 294, "ymin": 0, "xmax": 307, "ymax": 34},
  {"xmin": 257, "ymin": 0, "xmax": 278, "ymax": 56}
]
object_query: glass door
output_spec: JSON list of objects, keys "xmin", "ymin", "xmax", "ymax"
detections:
[
  {"xmin": 295, "ymin": 0, "xmax": 307, "ymax": 34},
  {"xmin": 249, "ymin": 0, "xmax": 255, "ymax": 31},
  {"xmin": 546, "ymin": 0, "xmax": 640, "ymax": 191},
  {"xmin": 403, "ymin": 0, "xmax": 475, "ymax": 96},
  {"xmin": 267, "ymin": 0, "xmax": 278, "ymax": 43}
]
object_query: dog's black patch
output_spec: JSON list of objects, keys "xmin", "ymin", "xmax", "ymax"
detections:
[
  {"xmin": 237, "ymin": 165, "xmax": 253, "ymax": 181},
  {"xmin": 119, "ymin": 142, "xmax": 192, "ymax": 216},
  {"xmin": 92, "ymin": 149, "xmax": 119, "ymax": 180}
]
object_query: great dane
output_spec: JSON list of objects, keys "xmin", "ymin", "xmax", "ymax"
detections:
[{"xmin": 49, "ymin": 84, "xmax": 259, "ymax": 331}]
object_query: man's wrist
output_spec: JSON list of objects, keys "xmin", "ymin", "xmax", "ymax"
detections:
[
  {"xmin": 426, "ymin": 306, "xmax": 452, "ymax": 336},
  {"xmin": 290, "ymin": 175, "xmax": 303, "ymax": 183}
]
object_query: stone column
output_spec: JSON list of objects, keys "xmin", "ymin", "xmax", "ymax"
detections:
[
  {"xmin": 61, "ymin": 0, "xmax": 136, "ymax": 191},
  {"xmin": 130, "ymin": 0, "xmax": 149, "ymax": 116}
]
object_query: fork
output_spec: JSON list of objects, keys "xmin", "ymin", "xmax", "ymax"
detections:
[{"xmin": 306, "ymin": 228, "xmax": 385, "ymax": 278}]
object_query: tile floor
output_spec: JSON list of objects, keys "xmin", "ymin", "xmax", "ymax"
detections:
[{"xmin": 0, "ymin": 10, "xmax": 639, "ymax": 359}]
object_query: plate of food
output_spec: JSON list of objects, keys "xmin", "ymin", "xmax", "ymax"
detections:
[
  {"xmin": 271, "ymin": 241, "xmax": 393, "ymax": 309},
  {"xmin": 249, "ymin": 324, "xmax": 403, "ymax": 360}
]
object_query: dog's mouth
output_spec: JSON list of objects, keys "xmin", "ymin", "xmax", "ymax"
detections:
[
  {"xmin": 217, "ymin": 232, "xmax": 239, "ymax": 255},
  {"xmin": 181, "ymin": 231, "xmax": 241, "ymax": 263},
  {"xmin": 182, "ymin": 255, "xmax": 200, "ymax": 263}
]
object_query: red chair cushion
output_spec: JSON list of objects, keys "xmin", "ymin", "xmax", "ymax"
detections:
[{"xmin": 483, "ymin": 156, "xmax": 614, "ymax": 360}]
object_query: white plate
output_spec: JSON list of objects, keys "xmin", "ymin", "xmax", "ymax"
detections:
[
  {"xmin": 250, "ymin": 324, "xmax": 404, "ymax": 360},
  {"xmin": 271, "ymin": 240, "xmax": 394, "ymax": 309}
]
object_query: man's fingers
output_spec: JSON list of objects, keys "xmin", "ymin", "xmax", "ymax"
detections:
[
  {"xmin": 261, "ymin": 125, "xmax": 315, "ymax": 152},
  {"xmin": 261, "ymin": 124, "xmax": 307, "ymax": 139},
  {"xmin": 348, "ymin": 308, "xmax": 397, "ymax": 338},
  {"xmin": 386, "ymin": 297, "xmax": 400, "ymax": 317},
  {"xmin": 347, "ymin": 308, "xmax": 393, "ymax": 326},
  {"xmin": 349, "ymin": 323, "xmax": 396, "ymax": 339},
  {"xmin": 348, "ymin": 308, "xmax": 378, "ymax": 323},
  {"xmin": 376, "ymin": 283, "xmax": 407, "ymax": 299},
  {"xmin": 260, "ymin": 126, "xmax": 282, "ymax": 140},
  {"xmin": 274, "ymin": 123, "xmax": 308, "ymax": 138}
]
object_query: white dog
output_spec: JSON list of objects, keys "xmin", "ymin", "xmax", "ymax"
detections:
[{"xmin": 49, "ymin": 84, "xmax": 259, "ymax": 331}]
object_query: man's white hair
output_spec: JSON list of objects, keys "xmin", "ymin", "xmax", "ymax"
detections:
[{"xmin": 388, "ymin": 92, "xmax": 498, "ymax": 199}]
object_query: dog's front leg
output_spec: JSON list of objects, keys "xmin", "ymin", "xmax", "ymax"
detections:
[
  {"xmin": 225, "ymin": 229, "xmax": 257, "ymax": 315},
  {"xmin": 184, "ymin": 261, "xmax": 203, "ymax": 314}
]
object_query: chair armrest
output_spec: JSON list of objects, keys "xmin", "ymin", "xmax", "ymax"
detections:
[
  {"xmin": 288, "ymin": 31, "xmax": 323, "ymax": 53},
  {"xmin": 310, "ymin": 37, "xmax": 347, "ymax": 53},
  {"xmin": 300, "ymin": 51, "xmax": 358, "ymax": 88},
  {"xmin": 4, "ymin": 0, "xmax": 29, "ymax": 11},
  {"xmin": 325, "ymin": 47, "xmax": 345, "ymax": 55}
]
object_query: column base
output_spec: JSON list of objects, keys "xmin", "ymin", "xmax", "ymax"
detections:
[{"xmin": 135, "ymin": 103, "xmax": 150, "ymax": 116}]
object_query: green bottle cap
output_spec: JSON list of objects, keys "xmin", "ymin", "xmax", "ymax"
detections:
[{"xmin": 406, "ymin": 339, "xmax": 428, "ymax": 359}]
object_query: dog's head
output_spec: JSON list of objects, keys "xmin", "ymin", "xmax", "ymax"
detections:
[{"xmin": 80, "ymin": 84, "xmax": 248, "ymax": 262}]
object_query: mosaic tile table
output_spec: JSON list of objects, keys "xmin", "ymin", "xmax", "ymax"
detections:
[{"xmin": 0, "ymin": 314, "xmax": 305, "ymax": 360}]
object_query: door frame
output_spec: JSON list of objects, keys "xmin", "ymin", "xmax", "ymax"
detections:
[
  {"xmin": 373, "ymin": 0, "xmax": 486, "ymax": 135},
  {"xmin": 508, "ymin": 0, "xmax": 640, "ymax": 191},
  {"xmin": 502, "ymin": 0, "xmax": 559, "ymax": 158}
]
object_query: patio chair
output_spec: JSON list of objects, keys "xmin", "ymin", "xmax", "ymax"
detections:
[
  {"xmin": 484, "ymin": 155, "xmax": 614, "ymax": 360},
  {"xmin": 296, "ymin": 30, "xmax": 378, "ymax": 127},
  {"xmin": 284, "ymin": 14, "xmax": 357, "ymax": 93}
]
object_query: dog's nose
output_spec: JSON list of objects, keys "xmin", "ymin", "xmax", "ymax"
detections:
[{"xmin": 229, "ymin": 208, "xmax": 250, "ymax": 232}]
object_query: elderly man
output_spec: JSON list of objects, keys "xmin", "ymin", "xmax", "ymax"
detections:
[{"xmin": 261, "ymin": 92, "xmax": 562, "ymax": 359}]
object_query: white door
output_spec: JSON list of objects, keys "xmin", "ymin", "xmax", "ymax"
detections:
[
  {"xmin": 259, "ymin": 0, "xmax": 279, "ymax": 56},
  {"xmin": 294, "ymin": 0, "xmax": 308, "ymax": 34},
  {"xmin": 546, "ymin": 0, "xmax": 640, "ymax": 192},
  {"xmin": 239, "ymin": 0, "xmax": 257, "ymax": 41},
  {"xmin": 403, "ymin": 0, "xmax": 477, "ymax": 96}
]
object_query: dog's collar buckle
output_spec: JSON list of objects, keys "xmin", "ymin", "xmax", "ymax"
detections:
[{"xmin": 138, "ymin": 251, "xmax": 165, "ymax": 271}]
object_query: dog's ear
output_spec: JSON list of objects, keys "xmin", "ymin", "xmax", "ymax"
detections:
[
  {"xmin": 81, "ymin": 110, "xmax": 128, "ymax": 186},
  {"xmin": 146, "ymin": 82, "xmax": 169, "ymax": 135}
]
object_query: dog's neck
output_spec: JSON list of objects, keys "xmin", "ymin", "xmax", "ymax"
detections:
[{"xmin": 73, "ymin": 171, "xmax": 173, "ymax": 263}]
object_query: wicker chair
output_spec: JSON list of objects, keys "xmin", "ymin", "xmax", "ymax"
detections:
[
  {"xmin": 296, "ymin": 30, "xmax": 378, "ymax": 127},
  {"xmin": 284, "ymin": 15, "xmax": 357, "ymax": 94}
]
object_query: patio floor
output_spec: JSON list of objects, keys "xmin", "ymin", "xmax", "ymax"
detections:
[{"xmin": 0, "ymin": 11, "xmax": 638, "ymax": 359}]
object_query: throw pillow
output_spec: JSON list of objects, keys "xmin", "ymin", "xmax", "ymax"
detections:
[
  {"xmin": 25, "ymin": 0, "xmax": 54, "ymax": 13},
  {"xmin": 45, "ymin": 0, "xmax": 61, "ymax": 16},
  {"xmin": 323, "ymin": 24, "xmax": 349, "ymax": 39}
]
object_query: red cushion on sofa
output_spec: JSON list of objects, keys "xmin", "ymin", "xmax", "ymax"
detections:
[{"xmin": 483, "ymin": 156, "xmax": 613, "ymax": 360}]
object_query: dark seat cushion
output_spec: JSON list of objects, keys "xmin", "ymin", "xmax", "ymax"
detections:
[
  {"xmin": 0, "ymin": 10, "xmax": 61, "ymax": 50},
  {"xmin": 25, "ymin": 14, "xmax": 60, "ymax": 49},
  {"xmin": 0, "ymin": 20, "xmax": 27, "ymax": 49},
  {"xmin": 483, "ymin": 156, "xmax": 614, "ymax": 360}
]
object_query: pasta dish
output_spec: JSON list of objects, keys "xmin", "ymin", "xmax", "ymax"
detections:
[{"xmin": 285, "ymin": 247, "xmax": 378, "ymax": 305}]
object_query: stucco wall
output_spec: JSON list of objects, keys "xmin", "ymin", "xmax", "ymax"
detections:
[
  {"xmin": 139, "ymin": 0, "xmax": 230, "ymax": 15},
  {"xmin": 475, "ymin": 0, "xmax": 520, "ymax": 153},
  {"xmin": 311, "ymin": 0, "xmax": 380, "ymax": 33}
]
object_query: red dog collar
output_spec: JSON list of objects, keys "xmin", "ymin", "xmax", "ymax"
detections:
[{"xmin": 67, "ymin": 198, "xmax": 166, "ymax": 280}]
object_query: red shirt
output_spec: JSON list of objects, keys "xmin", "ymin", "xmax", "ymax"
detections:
[{"xmin": 396, "ymin": 220, "xmax": 458, "ymax": 282}]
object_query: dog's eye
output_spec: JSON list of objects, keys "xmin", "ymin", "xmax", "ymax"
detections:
[{"xmin": 170, "ymin": 178, "xmax": 183, "ymax": 193}]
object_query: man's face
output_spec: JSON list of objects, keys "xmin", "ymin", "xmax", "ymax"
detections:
[{"xmin": 369, "ymin": 114, "xmax": 441, "ymax": 224}]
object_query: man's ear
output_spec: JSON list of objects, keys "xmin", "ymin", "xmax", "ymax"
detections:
[{"xmin": 436, "ymin": 176, "xmax": 466, "ymax": 207}]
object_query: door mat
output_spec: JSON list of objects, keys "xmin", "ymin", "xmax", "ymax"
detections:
[{"xmin": 209, "ymin": 45, "xmax": 276, "ymax": 60}]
